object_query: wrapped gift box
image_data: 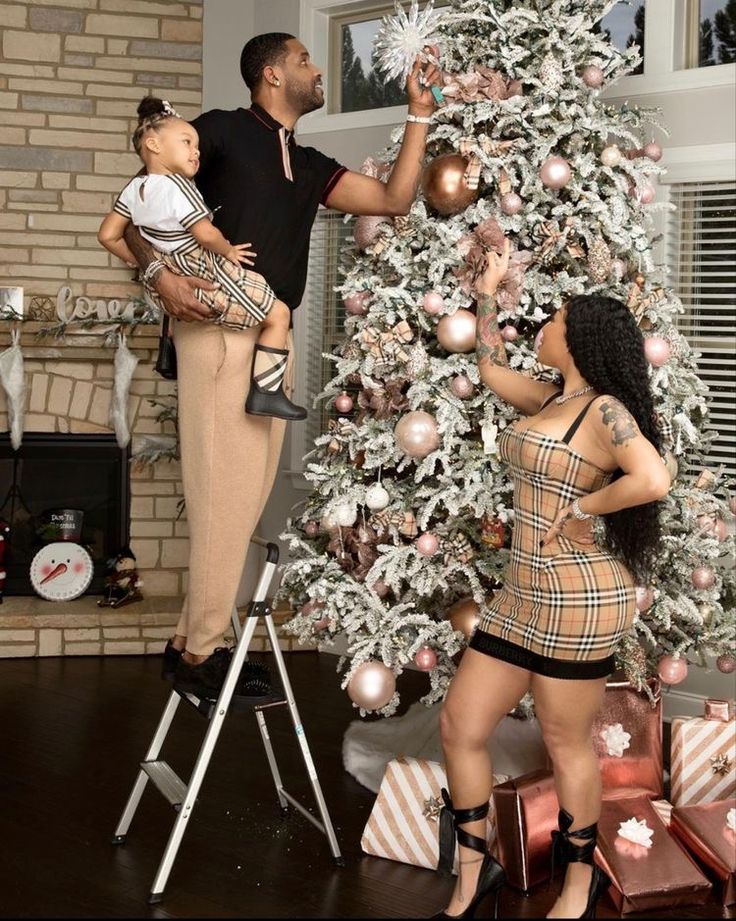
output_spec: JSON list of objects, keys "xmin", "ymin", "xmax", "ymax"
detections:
[
  {"xmin": 671, "ymin": 701, "xmax": 736, "ymax": 806},
  {"xmin": 591, "ymin": 677, "xmax": 663, "ymax": 799},
  {"xmin": 670, "ymin": 799, "xmax": 736, "ymax": 906},
  {"xmin": 361, "ymin": 757, "xmax": 506, "ymax": 873},
  {"xmin": 493, "ymin": 769, "xmax": 558, "ymax": 891},
  {"xmin": 594, "ymin": 793, "xmax": 711, "ymax": 913}
]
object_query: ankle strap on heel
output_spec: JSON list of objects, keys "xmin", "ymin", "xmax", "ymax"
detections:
[
  {"xmin": 549, "ymin": 808, "xmax": 599, "ymax": 886},
  {"xmin": 437, "ymin": 788, "xmax": 489, "ymax": 878}
]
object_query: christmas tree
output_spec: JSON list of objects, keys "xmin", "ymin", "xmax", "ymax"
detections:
[{"xmin": 278, "ymin": 0, "xmax": 736, "ymax": 715}]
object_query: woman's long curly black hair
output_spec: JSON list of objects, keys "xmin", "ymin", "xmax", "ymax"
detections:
[{"xmin": 564, "ymin": 294, "xmax": 663, "ymax": 583}]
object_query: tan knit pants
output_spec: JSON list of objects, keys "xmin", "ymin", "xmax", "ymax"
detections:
[{"xmin": 173, "ymin": 320, "xmax": 292, "ymax": 655}]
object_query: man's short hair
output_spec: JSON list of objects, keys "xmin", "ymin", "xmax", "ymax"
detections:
[{"xmin": 240, "ymin": 33, "xmax": 295, "ymax": 91}]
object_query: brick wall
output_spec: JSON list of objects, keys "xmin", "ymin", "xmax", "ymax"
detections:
[{"xmin": 0, "ymin": 0, "xmax": 203, "ymax": 303}]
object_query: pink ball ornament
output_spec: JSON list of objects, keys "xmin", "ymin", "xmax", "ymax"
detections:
[
  {"xmin": 582, "ymin": 64, "xmax": 604, "ymax": 88},
  {"xmin": 313, "ymin": 616, "xmax": 331, "ymax": 632},
  {"xmin": 371, "ymin": 579, "xmax": 391, "ymax": 598},
  {"xmin": 343, "ymin": 291, "xmax": 370, "ymax": 316},
  {"xmin": 301, "ymin": 599, "xmax": 326, "ymax": 617},
  {"xmin": 394, "ymin": 410, "xmax": 440, "ymax": 458},
  {"xmin": 692, "ymin": 566, "xmax": 716, "ymax": 590},
  {"xmin": 422, "ymin": 291, "xmax": 445, "ymax": 315},
  {"xmin": 304, "ymin": 520, "xmax": 320, "ymax": 538},
  {"xmin": 501, "ymin": 325, "xmax": 519, "ymax": 342},
  {"xmin": 714, "ymin": 519, "xmax": 729, "ymax": 542},
  {"xmin": 644, "ymin": 336, "xmax": 671, "ymax": 368},
  {"xmin": 416, "ymin": 532, "xmax": 439, "ymax": 557},
  {"xmin": 657, "ymin": 655, "xmax": 688, "ymax": 685},
  {"xmin": 414, "ymin": 646, "xmax": 438, "ymax": 671},
  {"xmin": 717, "ymin": 655, "xmax": 736, "ymax": 675},
  {"xmin": 500, "ymin": 192, "xmax": 523, "ymax": 215},
  {"xmin": 635, "ymin": 586, "xmax": 655, "ymax": 612},
  {"xmin": 347, "ymin": 660, "xmax": 396, "ymax": 710},
  {"xmin": 354, "ymin": 215, "xmax": 388, "ymax": 251},
  {"xmin": 334, "ymin": 391, "xmax": 354, "ymax": 413},
  {"xmin": 643, "ymin": 141, "xmax": 663, "ymax": 162},
  {"xmin": 450, "ymin": 374, "xmax": 475, "ymax": 399},
  {"xmin": 437, "ymin": 309, "xmax": 477, "ymax": 353},
  {"xmin": 638, "ymin": 182, "xmax": 656, "ymax": 204},
  {"xmin": 540, "ymin": 156, "xmax": 572, "ymax": 190}
]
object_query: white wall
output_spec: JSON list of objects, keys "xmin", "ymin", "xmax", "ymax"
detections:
[{"xmin": 201, "ymin": 0, "xmax": 735, "ymax": 710}]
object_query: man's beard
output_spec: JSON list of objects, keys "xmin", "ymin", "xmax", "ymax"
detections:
[{"xmin": 285, "ymin": 79, "xmax": 324, "ymax": 116}]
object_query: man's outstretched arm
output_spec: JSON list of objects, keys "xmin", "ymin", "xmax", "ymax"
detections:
[{"xmin": 124, "ymin": 223, "xmax": 215, "ymax": 322}]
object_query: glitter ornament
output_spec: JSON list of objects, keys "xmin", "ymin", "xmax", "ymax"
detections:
[
  {"xmin": 373, "ymin": 0, "xmax": 445, "ymax": 84},
  {"xmin": 422, "ymin": 291, "xmax": 444, "ymax": 315},
  {"xmin": 405, "ymin": 341, "xmax": 430, "ymax": 378},
  {"xmin": 416, "ymin": 532, "xmax": 439, "ymax": 556},
  {"xmin": 643, "ymin": 141, "xmax": 663, "ymax": 162},
  {"xmin": 540, "ymin": 156, "xmax": 572, "ymax": 189},
  {"xmin": 422, "ymin": 154, "xmax": 478, "ymax": 215},
  {"xmin": 355, "ymin": 215, "xmax": 389, "ymax": 251},
  {"xmin": 347, "ymin": 660, "xmax": 396, "ymax": 710},
  {"xmin": 635, "ymin": 585, "xmax": 655, "ymax": 612},
  {"xmin": 601, "ymin": 145, "xmax": 622, "ymax": 167},
  {"xmin": 717, "ymin": 655, "xmax": 736, "ymax": 675},
  {"xmin": 644, "ymin": 336, "xmax": 671, "ymax": 367},
  {"xmin": 450, "ymin": 374, "xmax": 474, "ymax": 399},
  {"xmin": 500, "ymin": 191, "xmax": 523, "ymax": 215},
  {"xmin": 365, "ymin": 482, "xmax": 390, "ymax": 511},
  {"xmin": 304, "ymin": 520, "xmax": 320, "ymax": 538},
  {"xmin": 540, "ymin": 53, "xmax": 564, "ymax": 89},
  {"xmin": 582, "ymin": 64, "xmax": 604, "ymax": 88},
  {"xmin": 587, "ymin": 236, "xmax": 612, "ymax": 283},
  {"xmin": 414, "ymin": 646, "xmax": 438, "ymax": 671},
  {"xmin": 334, "ymin": 501, "xmax": 358, "ymax": 527},
  {"xmin": 657, "ymin": 655, "xmax": 688, "ymax": 685},
  {"xmin": 611, "ymin": 258, "xmax": 628, "ymax": 281},
  {"xmin": 692, "ymin": 566, "xmax": 716, "ymax": 590},
  {"xmin": 437, "ymin": 309, "xmax": 476, "ymax": 352},
  {"xmin": 501, "ymin": 325, "xmax": 518, "ymax": 342},
  {"xmin": 394, "ymin": 410, "xmax": 440, "ymax": 458},
  {"xmin": 335, "ymin": 392, "xmax": 354, "ymax": 413},
  {"xmin": 447, "ymin": 597, "xmax": 480, "ymax": 639},
  {"xmin": 344, "ymin": 291, "xmax": 370, "ymax": 315},
  {"xmin": 371, "ymin": 579, "xmax": 391, "ymax": 598}
]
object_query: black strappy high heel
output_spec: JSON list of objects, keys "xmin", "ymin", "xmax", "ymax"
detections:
[
  {"xmin": 549, "ymin": 808, "xmax": 611, "ymax": 919},
  {"xmin": 432, "ymin": 788, "xmax": 506, "ymax": 919}
]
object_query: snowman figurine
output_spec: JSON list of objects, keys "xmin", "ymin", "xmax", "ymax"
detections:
[{"xmin": 30, "ymin": 541, "xmax": 94, "ymax": 602}]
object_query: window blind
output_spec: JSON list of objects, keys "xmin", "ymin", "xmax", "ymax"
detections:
[{"xmin": 668, "ymin": 180, "xmax": 736, "ymax": 478}]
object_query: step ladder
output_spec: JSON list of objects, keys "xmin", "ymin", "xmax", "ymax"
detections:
[{"xmin": 111, "ymin": 536, "xmax": 343, "ymax": 903}]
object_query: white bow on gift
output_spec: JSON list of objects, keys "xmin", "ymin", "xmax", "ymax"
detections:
[
  {"xmin": 727, "ymin": 808, "xmax": 736, "ymax": 833},
  {"xmin": 617, "ymin": 817, "xmax": 654, "ymax": 848},
  {"xmin": 0, "ymin": 328, "xmax": 26, "ymax": 450},
  {"xmin": 600, "ymin": 722, "xmax": 632, "ymax": 759}
]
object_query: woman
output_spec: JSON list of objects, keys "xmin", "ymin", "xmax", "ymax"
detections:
[{"xmin": 436, "ymin": 241, "xmax": 670, "ymax": 920}]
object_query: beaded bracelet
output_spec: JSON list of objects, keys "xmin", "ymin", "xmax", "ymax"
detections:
[{"xmin": 142, "ymin": 258, "xmax": 166, "ymax": 287}]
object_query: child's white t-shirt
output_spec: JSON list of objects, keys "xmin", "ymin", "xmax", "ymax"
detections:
[{"xmin": 113, "ymin": 173, "xmax": 212, "ymax": 254}]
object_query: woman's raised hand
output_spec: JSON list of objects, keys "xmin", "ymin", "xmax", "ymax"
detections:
[{"xmin": 476, "ymin": 238, "xmax": 510, "ymax": 295}]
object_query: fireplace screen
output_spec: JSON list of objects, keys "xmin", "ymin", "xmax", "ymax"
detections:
[{"xmin": 0, "ymin": 434, "xmax": 130, "ymax": 596}]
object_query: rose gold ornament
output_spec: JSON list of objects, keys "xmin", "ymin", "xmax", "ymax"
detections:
[
  {"xmin": 421, "ymin": 153, "xmax": 478, "ymax": 216},
  {"xmin": 450, "ymin": 374, "xmax": 474, "ymax": 399},
  {"xmin": 313, "ymin": 616, "xmax": 330, "ymax": 632},
  {"xmin": 638, "ymin": 182, "xmax": 656, "ymax": 204},
  {"xmin": 416, "ymin": 532, "xmax": 439, "ymax": 556},
  {"xmin": 447, "ymin": 597, "xmax": 481, "ymax": 639},
  {"xmin": 635, "ymin": 585, "xmax": 655, "ymax": 612},
  {"xmin": 354, "ymin": 215, "xmax": 389, "ymax": 251},
  {"xmin": 501, "ymin": 325, "xmax": 519, "ymax": 342},
  {"xmin": 540, "ymin": 156, "xmax": 572, "ymax": 189},
  {"xmin": 414, "ymin": 646, "xmax": 438, "ymax": 671},
  {"xmin": 335, "ymin": 392, "xmax": 354, "ymax": 413},
  {"xmin": 371, "ymin": 579, "xmax": 391, "ymax": 598},
  {"xmin": 716, "ymin": 655, "xmax": 736, "ymax": 675},
  {"xmin": 437, "ymin": 309, "xmax": 477, "ymax": 353},
  {"xmin": 344, "ymin": 291, "xmax": 370, "ymax": 315},
  {"xmin": 692, "ymin": 565, "xmax": 716, "ymax": 590},
  {"xmin": 500, "ymin": 192, "xmax": 523, "ymax": 215},
  {"xmin": 347, "ymin": 660, "xmax": 396, "ymax": 710},
  {"xmin": 301, "ymin": 599, "xmax": 325, "ymax": 617},
  {"xmin": 657, "ymin": 654, "xmax": 688, "ymax": 685},
  {"xmin": 643, "ymin": 141, "xmax": 663, "ymax": 162},
  {"xmin": 304, "ymin": 520, "xmax": 320, "ymax": 538},
  {"xmin": 644, "ymin": 336, "xmax": 671, "ymax": 367},
  {"xmin": 601, "ymin": 145, "xmax": 622, "ymax": 167},
  {"xmin": 394, "ymin": 410, "xmax": 440, "ymax": 458},
  {"xmin": 422, "ymin": 291, "xmax": 445, "ymax": 315},
  {"xmin": 582, "ymin": 64, "xmax": 604, "ymax": 88}
]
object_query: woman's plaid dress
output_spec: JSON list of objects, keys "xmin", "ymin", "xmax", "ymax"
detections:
[{"xmin": 469, "ymin": 399, "xmax": 636, "ymax": 679}]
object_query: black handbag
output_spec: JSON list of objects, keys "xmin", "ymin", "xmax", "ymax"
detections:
[{"xmin": 154, "ymin": 314, "xmax": 177, "ymax": 380}]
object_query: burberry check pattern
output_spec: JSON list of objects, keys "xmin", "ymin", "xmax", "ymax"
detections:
[
  {"xmin": 471, "ymin": 411, "xmax": 635, "ymax": 675},
  {"xmin": 252, "ymin": 346, "xmax": 288, "ymax": 392}
]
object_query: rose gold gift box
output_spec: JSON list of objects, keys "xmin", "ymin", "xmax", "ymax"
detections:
[
  {"xmin": 670, "ymin": 799, "xmax": 736, "ymax": 906},
  {"xmin": 594, "ymin": 794, "xmax": 711, "ymax": 913}
]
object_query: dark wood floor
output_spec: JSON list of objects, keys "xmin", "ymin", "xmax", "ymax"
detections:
[{"xmin": 0, "ymin": 652, "xmax": 730, "ymax": 920}]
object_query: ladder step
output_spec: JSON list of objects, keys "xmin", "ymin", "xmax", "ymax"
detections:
[{"xmin": 141, "ymin": 761, "xmax": 187, "ymax": 809}]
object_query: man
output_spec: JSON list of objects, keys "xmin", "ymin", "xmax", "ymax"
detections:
[{"xmin": 126, "ymin": 33, "xmax": 439, "ymax": 698}]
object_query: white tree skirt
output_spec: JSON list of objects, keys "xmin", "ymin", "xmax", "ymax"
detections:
[{"xmin": 343, "ymin": 701, "xmax": 549, "ymax": 793}]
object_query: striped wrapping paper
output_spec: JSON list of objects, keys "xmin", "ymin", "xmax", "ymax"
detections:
[
  {"xmin": 361, "ymin": 757, "xmax": 507, "ymax": 873},
  {"xmin": 671, "ymin": 715, "xmax": 736, "ymax": 806}
]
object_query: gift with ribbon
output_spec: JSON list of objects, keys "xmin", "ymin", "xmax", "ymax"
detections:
[
  {"xmin": 670, "ymin": 798, "xmax": 736, "ymax": 905},
  {"xmin": 671, "ymin": 698, "xmax": 736, "ymax": 806}
]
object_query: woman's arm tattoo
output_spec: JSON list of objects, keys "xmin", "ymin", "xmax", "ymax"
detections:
[
  {"xmin": 476, "ymin": 292, "xmax": 508, "ymax": 368},
  {"xmin": 599, "ymin": 399, "xmax": 637, "ymax": 446}
]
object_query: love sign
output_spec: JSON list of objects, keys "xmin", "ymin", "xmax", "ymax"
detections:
[{"xmin": 56, "ymin": 285, "xmax": 138, "ymax": 323}]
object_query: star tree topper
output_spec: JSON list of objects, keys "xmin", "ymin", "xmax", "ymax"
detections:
[{"xmin": 373, "ymin": 0, "xmax": 445, "ymax": 83}]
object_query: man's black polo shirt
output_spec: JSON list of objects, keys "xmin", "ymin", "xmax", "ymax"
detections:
[{"xmin": 191, "ymin": 104, "xmax": 347, "ymax": 311}]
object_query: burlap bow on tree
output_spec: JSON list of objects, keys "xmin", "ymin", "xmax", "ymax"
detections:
[
  {"xmin": 458, "ymin": 137, "xmax": 518, "ymax": 190},
  {"xmin": 326, "ymin": 417, "xmax": 355, "ymax": 454},
  {"xmin": 361, "ymin": 321, "xmax": 414, "ymax": 363},
  {"xmin": 371, "ymin": 509, "xmax": 418, "ymax": 537},
  {"xmin": 534, "ymin": 218, "xmax": 585, "ymax": 264},
  {"xmin": 440, "ymin": 532, "xmax": 475, "ymax": 564}
]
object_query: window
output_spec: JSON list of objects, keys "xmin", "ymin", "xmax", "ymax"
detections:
[
  {"xmin": 668, "ymin": 181, "xmax": 736, "ymax": 477},
  {"xmin": 598, "ymin": 0, "xmax": 646, "ymax": 75},
  {"xmin": 332, "ymin": 10, "xmax": 405, "ymax": 113},
  {"xmin": 686, "ymin": 0, "xmax": 736, "ymax": 67}
]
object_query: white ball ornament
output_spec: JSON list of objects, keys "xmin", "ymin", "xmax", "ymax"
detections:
[
  {"xmin": 582, "ymin": 64, "xmax": 604, "ymax": 88},
  {"xmin": 365, "ymin": 482, "xmax": 390, "ymax": 511},
  {"xmin": 540, "ymin": 156, "xmax": 572, "ymax": 189},
  {"xmin": 601, "ymin": 145, "xmax": 622, "ymax": 168},
  {"xmin": 333, "ymin": 501, "xmax": 358, "ymax": 528}
]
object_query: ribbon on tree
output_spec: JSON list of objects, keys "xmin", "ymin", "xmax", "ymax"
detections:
[
  {"xmin": 458, "ymin": 137, "xmax": 518, "ymax": 190},
  {"xmin": 361, "ymin": 321, "xmax": 414, "ymax": 363},
  {"xmin": 371, "ymin": 509, "xmax": 418, "ymax": 537},
  {"xmin": 440, "ymin": 532, "xmax": 475, "ymax": 564},
  {"xmin": 534, "ymin": 219, "xmax": 585, "ymax": 263}
]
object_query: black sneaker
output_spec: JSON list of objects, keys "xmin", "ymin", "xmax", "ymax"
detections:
[
  {"xmin": 173, "ymin": 648, "xmax": 273, "ymax": 700},
  {"xmin": 162, "ymin": 639, "xmax": 183, "ymax": 682}
]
